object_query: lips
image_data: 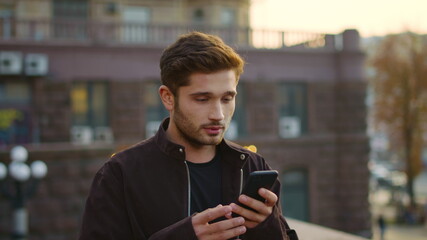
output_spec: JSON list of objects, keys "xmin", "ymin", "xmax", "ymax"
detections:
[{"xmin": 203, "ymin": 125, "xmax": 224, "ymax": 135}]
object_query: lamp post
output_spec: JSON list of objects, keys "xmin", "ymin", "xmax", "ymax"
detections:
[{"xmin": 0, "ymin": 146, "xmax": 47, "ymax": 240}]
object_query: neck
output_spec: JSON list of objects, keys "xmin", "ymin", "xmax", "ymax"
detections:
[
  {"xmin": 184, "ymin": 144, "xmax": 216, "ymax": 164},
  {"xmin": 165, "ymin": 123, "xmax": 217, "ymax": 164}
]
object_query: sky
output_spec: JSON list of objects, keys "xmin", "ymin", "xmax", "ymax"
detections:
[{"xmin": 250, "ymin": 0, "xmax": 427, "ymax": 38}]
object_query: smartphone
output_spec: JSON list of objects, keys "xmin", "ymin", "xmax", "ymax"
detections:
[{"xmin": 238, "ymin": 170, "xmax": 278, "ymax": 210}]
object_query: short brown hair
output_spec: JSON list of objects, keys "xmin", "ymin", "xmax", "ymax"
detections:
[{"xmin": 160, "ymin": 31, "xmax": 245, "ymax": 95}]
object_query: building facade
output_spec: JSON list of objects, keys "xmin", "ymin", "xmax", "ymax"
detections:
[{"xmin": 0, "ymin": 0, "xmax": 371, "ymax": 239}]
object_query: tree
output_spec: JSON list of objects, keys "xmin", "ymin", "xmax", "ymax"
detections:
[{"xmin": 368, "ymin": 32, "xmax": 427, "ymax": 207}]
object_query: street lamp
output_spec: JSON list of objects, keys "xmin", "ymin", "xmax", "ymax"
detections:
[{"xmin": 0, "ymin": 146, "xmax": 47, "ymax": 240}]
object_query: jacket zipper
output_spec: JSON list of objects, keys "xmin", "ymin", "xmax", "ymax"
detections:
[
  {"xmin": 239, "ymin": 168, "xmax": 244, "ymax": 195},
  {"xmin": 184, "ymin": 161, "xmax": 191, "ymax": 217},
  {"xmin": 185, "ymin": 159, "xmax": 245, "ymax": 239},
  {"xmin": 185, "ymin": 161, "xmax": 244, "ymax": 215},
  {"xmin": 236, "ymin": 168, "xmax": 244, "ymax": 240}
]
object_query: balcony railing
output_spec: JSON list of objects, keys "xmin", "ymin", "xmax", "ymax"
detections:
[{"xmin": 0, "ymin": 18, "xmax": 336, "ymax": 50}]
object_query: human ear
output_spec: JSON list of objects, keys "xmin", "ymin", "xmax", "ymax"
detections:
[{"xmin": 159, "ymin": 85, "xmax": 174, "ymax": 111}]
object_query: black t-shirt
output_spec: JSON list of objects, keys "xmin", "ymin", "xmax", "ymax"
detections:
[{"xmin": 187, "ymin": 152, "xmax": 222, "ymax": 215}]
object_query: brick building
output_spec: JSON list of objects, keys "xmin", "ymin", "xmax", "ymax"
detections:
[{"xmin": 0, "ymin": 0, "xmax": 370, "ymax": 239}]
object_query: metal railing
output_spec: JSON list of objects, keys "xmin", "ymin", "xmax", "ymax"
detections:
[{"xmin": 0, "ymin": 18, "xmax": 333, "ymax": 50}]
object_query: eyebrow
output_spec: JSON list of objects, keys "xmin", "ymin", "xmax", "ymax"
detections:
[{"xmin": 189, "ymin": 91, "xmax": 237, "ymax": 97}]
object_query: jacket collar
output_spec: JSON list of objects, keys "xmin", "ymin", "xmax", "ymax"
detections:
[
  {"xmin": 154, "ymin": 118, "xmax": 248, "ymax": 167},
  {"xmin": 154, "ymin": 118, "xmax": 187, "ymax": 161}
]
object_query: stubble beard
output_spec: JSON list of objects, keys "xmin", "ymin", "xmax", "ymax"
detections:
[{"xmin": 173, "ymin": 104, "xmax": 229, "ymax": 147}]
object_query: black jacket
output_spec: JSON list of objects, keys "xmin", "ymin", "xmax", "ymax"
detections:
[{"xmin": 79, "ymin": 119, "xmax": 298, "ymax": 240}]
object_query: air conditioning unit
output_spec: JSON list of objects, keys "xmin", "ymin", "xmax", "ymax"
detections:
[
  {"xmin": 94, "ymin": 126, "xmax": 114, "ymax": 144},
  {"xmin": 0, "ymin": 51, "xmax": 22, "ymax": 75},
  {"xmin": 225, "ymin": 120, "xmax": 238, "ymax": 140},
  {"xmin": 279, "ymin": 116, "xmax": 301, "ymax": 138},
  {"xmin": 71, "ymin": 126, "xmax": 93, "ymax": 145},
  {"xmin": 146, "ymin": 121, "xmax": 161, "ymax": 138},
  {"xmin": 25, "ymin": 53, "xmax": 48, "ymax": 76}
]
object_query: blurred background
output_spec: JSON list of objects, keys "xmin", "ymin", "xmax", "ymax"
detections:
[{"xmin": 0, "ymin": 0, "xmax": 425, "ymax": 239}]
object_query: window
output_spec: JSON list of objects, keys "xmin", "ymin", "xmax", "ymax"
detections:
[
  {"xmin": 278, "ymin": 83, "xmax": 307, "ymax": 138},
  {"xmin": 192, "ymin": 8, "xmax": 205, "ymax": 25},
  {"xmin": 220, "ymin": 8, "xmax": 236, "ymax": 26},
  {"xmin": 226, "ymin": 83, "xmax": 246, "ymax": 139},
  {"xmin": 281, "ymin": 169, "xmax": 310, "ymax": 221},
  {"xmin": 53, "ymin": 0, "xmax": 88, "ymax": 19},
  {"xmin": 0, "ymin": 82, "xmax": 31, "ymax": 105},
  {"xmin": 144, "ymin": 82, "xmax": 168, "ymax": 138},
  {"xmin": 71, "ymin": 82, "xmax": 108, "ymax": 128},
  {"xmin": 0, "ymin": 81, "xmax": 32, "ymax": 146},
  {"xmin": 0, "ymin": 8, "xmax": 13, "ymax": 39},
  {"xmin": 53, "ymin": 0, "xmax": 88, "ymax": 39},
  {"xmin": 122, "ymin": 6, "xmax": 151, "ymax": 43}
]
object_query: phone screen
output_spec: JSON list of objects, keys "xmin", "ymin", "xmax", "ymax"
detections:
[{"xmin": 238, "ymin": 170, "xmax": 278, "ymax": 210}]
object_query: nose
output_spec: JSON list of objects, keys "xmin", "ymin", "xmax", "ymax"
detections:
[{"xmin": 208, "ymin": 101, "xmax": 224, "ymax": 121}]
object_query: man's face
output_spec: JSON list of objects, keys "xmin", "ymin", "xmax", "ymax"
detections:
[{"xmin": 170, "ymin": 69, "xmax": 237, "ymax": 147}]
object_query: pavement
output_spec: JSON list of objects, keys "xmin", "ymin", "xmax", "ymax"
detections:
[
  {"xmin": 287, "ymin": 218, "xmax": 427, "ymax": 240},
  {"xmin": 287, "ymin": 219, "xmax": 368, "ymax": 240},
  {"xmin": 287, "ymin": 170, "xmax": 427, "ymax": 240},
  {"xmin": 369, "ymin": 171, "xmax": 427, "ymax": 240},
  {"xmin": 371, "ymin": 223, "xmax": 427, "ymax": 240}
]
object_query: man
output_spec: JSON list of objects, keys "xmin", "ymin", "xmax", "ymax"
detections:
[
  {"xmin": 79, "ymin": 32, "xmax": 298, "ymax": 240},
  {"xmin": 377, "ymin": 215, "xmax": 386, "ymax": 240}
]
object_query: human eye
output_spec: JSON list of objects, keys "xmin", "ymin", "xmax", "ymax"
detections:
[
  {"xmin": 195, "ymin": 97, "xmax": 209, "ymax": 102},
  {"xmin": 222, "ymin": 95, "xmax": 235, "ymax": 103}
]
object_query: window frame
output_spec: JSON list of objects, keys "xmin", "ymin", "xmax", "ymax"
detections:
[
  {"xmin": 278, "ymin": 82, "xmax": 308, "ymax": 138},
  {"xmin": 280, "ymin": 168, "xmax": 310, "ymax": 221},
  {"xmin": 71, "ymin": 81, "xmax": 109, "ymax": 128}
]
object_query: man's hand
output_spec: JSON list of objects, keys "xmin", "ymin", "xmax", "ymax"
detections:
[
  {"xmin": 192, "ymin": 205, "xmax": 246, "ymax": 240},
  {"xmin": 230, "ymin": 188, "xmax": 278, "ymax": 228}
]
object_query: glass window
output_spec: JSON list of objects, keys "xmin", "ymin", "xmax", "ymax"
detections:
[
  {"xmin": 278, "ymin": 83, "xmax": 307, "ymax": 138},
  {"xmin": 53, "ymin": 0, "xmax": 88, "ymax": 19},
  {"xmin": 53, "ymin": 0, "xmax": 88, "ymax": 39},
  {"xmin": 71, "ymin": 82, "xmax": 108, "ymax": 127},
  {"xmin": 0, "ymin": 108, "xmax": 31, "ymax": 146},
  {"xmin": 91, "ymin": 83, "xmax": 108, "ymax": 126},
  {"xmin": 0, "ymin": 82, "xmax": 31, "ymax": 104},
  {"xmin": 122, "ymin": 6, "xmax": 151, "ymax": 43},
  {"xmin": 220, "ymin": 8, "xmax": 236, "ymax": 26},
  {"xmin": 0, "ymin": 82, "xmax": 32, "ymax": 146},
  {"xmin": 281, "ymin": 169, "xmax": 310, "ymax": 221},
  {"xmin": 144, "ymin": 82, "xmax": 168, "ymax": 138},
  {"xmin": 71, "ymin": 82, "xmax": 88, "ymax": 125},
  {"xmin": 226, "ymin": 83, "xmax": 246, "ymax": 140},
  {"xmin": 0, "ymin": 8, "xmax": 13, "ymax": 38},
  {"xmin": 192, "ymin": 8, "xmax": 205, "ymax": 25}
]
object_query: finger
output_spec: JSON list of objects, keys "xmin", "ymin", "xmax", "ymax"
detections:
[
  {"xmin": 230, "ymin": 202, "xmax": 265, "ymax": 223},
  {"xmin": 242, "ymin": 220, "xmax": 259, "ymax": 229},
  {"xmin": 208, "ymin": 225, "xmax": 246, "ymax": 240},
  {"xmin": 193, "ymin": 205, "xmax": 232, "ymax": 225},
  {"xmin": 208, "ymin": 217, "xmax": 245, "ymax": 234},
  {"xmin": 258, "ymin": 188, "xmax": 278, "ymax": 207},
  {"xmin": 238, "ymin": 195, "xmax": 271, "ymax": 216}
]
